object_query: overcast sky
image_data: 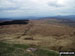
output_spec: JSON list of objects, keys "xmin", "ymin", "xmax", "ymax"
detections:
[{"xmin": 0, "ymin": 0, "xmax": 75, "ymax": 18}]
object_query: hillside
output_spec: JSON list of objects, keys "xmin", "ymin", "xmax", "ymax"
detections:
[{"xmin": 0, "ymin": 18, "xmax": 75, "ymax": 56}]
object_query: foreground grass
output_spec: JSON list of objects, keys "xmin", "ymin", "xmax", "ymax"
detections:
[
  {"xmin": 0, "ymin": 42, "xmax": 59, "ymax": 56},
  {"xmin": 0, "ymin": 42, "xmax": 29, "ymax": 56},
  {"xmin": 0, "ymin": 42, "xmax": 74, "ymax": 56}
]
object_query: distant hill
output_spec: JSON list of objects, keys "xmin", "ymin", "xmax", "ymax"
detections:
[
  {"xmin": 0, "ymin": 15, "xmax": 75, "ymax": 20},
  {"xmin": 0, "ymin": 15, "xmax": 75, "ymax": 26},
  {"xmin": 35, "ymin": 16, "xmax": 75, "ymax": 27},
  {"xmin": 53, "ymin": 15, "xmax": 75, "ymax": 21}
]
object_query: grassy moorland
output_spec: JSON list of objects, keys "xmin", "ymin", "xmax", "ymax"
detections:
[{"xmin": 0, "ymin": 19, "xmax": 75, "ymax": 56}]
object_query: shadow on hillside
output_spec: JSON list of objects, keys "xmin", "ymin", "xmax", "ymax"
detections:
[{"xmin": 0, "ymin": 20, "xmax": 29, "ymax": 26}]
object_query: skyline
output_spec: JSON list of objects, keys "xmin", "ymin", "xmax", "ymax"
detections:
[{"xmin": 0, "ymin": 0, "xmax": 75, "ymax": 18}]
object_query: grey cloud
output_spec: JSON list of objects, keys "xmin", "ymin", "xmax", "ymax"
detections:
[
  {"xmin": 48, "ymin": 2, "xmax": 64, "ymax": 7},
  {"xmin": 0, "ymin": 7, "xmax": 19, "ymax": 11},
  {"xmin": 0, "ymin": 0, "xmax": 75, "ymax": 18},
  {"xmin": 0, "ymin": 0, "xmax": 20, "ymax": 11}
]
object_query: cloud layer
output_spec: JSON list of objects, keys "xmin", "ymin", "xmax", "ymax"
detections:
[{"xmin": 0, "ymin": 0, "xmax": 75, "ymax": 18}]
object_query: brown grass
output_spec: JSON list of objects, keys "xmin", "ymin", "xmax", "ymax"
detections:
[{"xmin": 0, "ymin": 19, "xmax": 75, "ymax": 51}]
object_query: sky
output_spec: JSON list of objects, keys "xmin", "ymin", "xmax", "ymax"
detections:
[{"xmin": 0, "ymin": 0, "xmax": 75, "ymax": 18}]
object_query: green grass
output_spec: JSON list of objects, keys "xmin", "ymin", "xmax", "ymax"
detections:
[
  {"xmin": 0, "ymin": 42, "xmax": 59, "ymax": 56},
  {"xmin": 34, "ymin": 49, "xmax": 59, "ymax": 56},
  {"xmin": 0, "ymin": 42, "xmax": 29, "ymax": 56}
]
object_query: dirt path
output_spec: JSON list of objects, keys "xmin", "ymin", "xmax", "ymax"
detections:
[{"xmin": 16, "ymin": 22, "xmax": 33, "ymax": 39}]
